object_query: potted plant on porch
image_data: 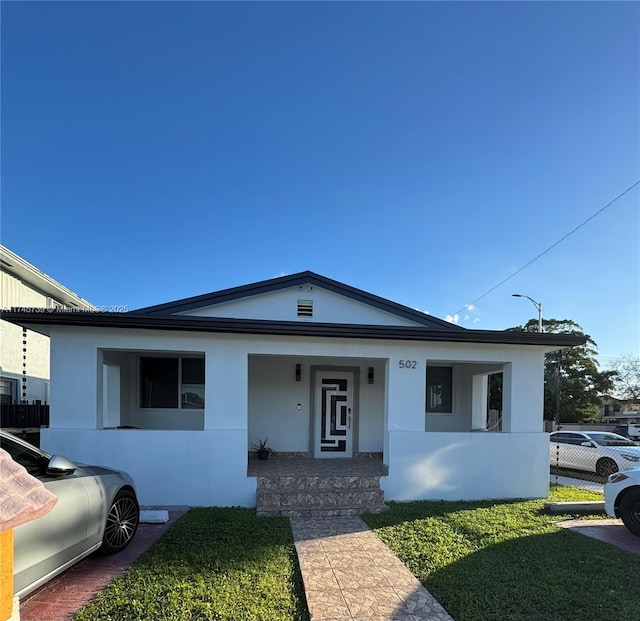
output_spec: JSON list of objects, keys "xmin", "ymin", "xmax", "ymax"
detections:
[{"xmin": 251, "ymin": 438, "xmax": 272, "ymax": 460}]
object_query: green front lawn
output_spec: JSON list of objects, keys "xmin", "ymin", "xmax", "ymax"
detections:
[
  {"xmin": 363, "ymin": 486, "xmax": 640, "ymax": 621},
  {"xmin": 73, "ymin": 508, "xmax": 309, "ymax": 621}
]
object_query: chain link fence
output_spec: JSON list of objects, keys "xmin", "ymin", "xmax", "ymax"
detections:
[{"xmin": 550, "ymin": 426, "xmax": 640, "ymax": 489}]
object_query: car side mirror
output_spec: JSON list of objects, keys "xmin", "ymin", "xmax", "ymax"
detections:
[
  {"xmin": 46, "ymin": 455, "xmax": 76, "ymax": 476},
  {"xmin": 580, "ymin": 441, "xmax": 594, "ymax": 448}
]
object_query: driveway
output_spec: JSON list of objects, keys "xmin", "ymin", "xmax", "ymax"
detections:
[
  {"xmin": 558, "ymin": 518, "xmax": 640, "ymax": 556},
  {"xmin": 550, "ymin": 474, "xmax": 640, "ymax": 555},
  {"xmin": 19, "ymin": 508, "xmax": 187, "ymax": 621}
]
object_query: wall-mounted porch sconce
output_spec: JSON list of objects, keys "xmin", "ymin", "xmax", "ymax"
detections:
[
  {"xmin": 368, "ymin": 367, "xmax": 374, "ymax": 384},
  {"xmin": 295, "ymin": 364, "xmax": 301, "ymax": 382}
]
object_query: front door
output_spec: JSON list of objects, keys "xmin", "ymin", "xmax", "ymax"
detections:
[{"xmin": 314, "ymin": 371, "xmax": 354, "ymax": 458}]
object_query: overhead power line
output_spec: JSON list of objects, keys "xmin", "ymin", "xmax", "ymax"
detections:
[{"xmin": 451, "ymin": 180, "xmax": 640, "ymax": 316}]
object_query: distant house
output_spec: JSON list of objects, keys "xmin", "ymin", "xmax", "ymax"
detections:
[
  {"xmin": 600, "ymin": 396, "xmax": 640, "ymax": 423},
  {"xmin": 0, "ymin": 245, "xmax": 94, "ymax": 409},
  {"xmin": 2, "ymin": 271, "xmax": 585, "ymax": 507}
]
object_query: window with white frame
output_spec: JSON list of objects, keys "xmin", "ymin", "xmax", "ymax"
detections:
[
  {"xmin": 139, "ymin": 356, "xmax": 205, "ymax": 409},
  {"xmin": 426, "ymin": 366, "xmax": 453, "ymax": 413}
]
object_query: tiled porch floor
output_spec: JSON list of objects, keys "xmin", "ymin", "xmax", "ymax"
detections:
[
  {"xmin": 248, "ymin": 455, "xmax": 388, "ymax": 477},
  {"xmin": 291, "ymin": 515, "xmax": 454, "ymax": 621}
]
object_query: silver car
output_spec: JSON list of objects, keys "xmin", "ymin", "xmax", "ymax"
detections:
[
  {"xmin": 1, "ymin": 430, "xmax": 139, "ymax": 599},
  {"xmin": 549, "ymin": 431, "xmax": 640, "ymax": 476}
]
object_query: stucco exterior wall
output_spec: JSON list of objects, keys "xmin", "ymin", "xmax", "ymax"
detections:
[
  {"xmin": 180, "ymin": 286, "xmax": 423, "ymax": 326},
  {"xmin": 41, "ymin": 428, "xmax": 256, "ymax": 506},
  {"xmin": 382, "ymin": 431, "xmax": 549, "ymax": 500},
  {"xmin": 358, "ymin": 360, "xmax": 385, "ymax": 452},
  {"xmin": 248, "ymin": 355, "xmax": 385, "ymax": 454},
  {"xmin": 248, "ymin": 356, "xmax": 311, "ymax": 452}
]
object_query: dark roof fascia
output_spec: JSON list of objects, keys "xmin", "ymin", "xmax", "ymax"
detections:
[
  {"xmin": 1, "ymin": 311, "xmax": 587, "ymax": 348},
  {"xmin": 130, "ymin": 271, "xmax": 461, "ymax": 331}
]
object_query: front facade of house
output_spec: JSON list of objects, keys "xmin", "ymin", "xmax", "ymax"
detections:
[{"xmin": 2, "ymin": 272, "xmax": 584, "ymax": 507}]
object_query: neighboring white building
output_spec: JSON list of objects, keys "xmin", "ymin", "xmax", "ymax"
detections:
[
  {"xmin": 600, "ymin": 397, "xmax": 640, "ymax": 423},
  {"xmin": 3, "ymin": 271, "xmax": 585, "ymax": 506},
  {"xmin": 0, "ymin": 245, "xmax": 94, "ymax": 406}
]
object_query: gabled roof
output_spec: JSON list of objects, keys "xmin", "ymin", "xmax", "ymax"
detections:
[
  {"xmin": 130, "ymin": 271, "xmax": 462, "ymax": 331},
  {"xmin": 0, "ymin": 270, "xmax": 588, "ymax": 349}
]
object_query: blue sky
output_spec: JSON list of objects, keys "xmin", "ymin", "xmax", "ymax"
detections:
[{"xmin": 2, "ymin": 1, "xmax": 638, "ymax": 366}]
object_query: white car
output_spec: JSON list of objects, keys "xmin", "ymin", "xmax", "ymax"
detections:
[
  {"xmin": 605, "ymin": 468, "xmax": 640, "ymax": 536},
  {"xmin": 549, "ymin": 431, "xmax": 640, "ymax": 476}
]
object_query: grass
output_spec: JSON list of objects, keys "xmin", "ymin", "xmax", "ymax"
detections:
[
  {"xmin": 546, "ymin": 483, "xmax": 603, "ymax": 502},
  {"xmin": 73, "ymin": 508, "xmax": 309, "ymax": 621},
  {"xmin": 363, "ymin": 486, "xmax": 640, "ymax": 621}
]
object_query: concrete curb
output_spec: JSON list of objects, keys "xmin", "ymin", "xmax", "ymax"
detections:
[{"xmin": 545, "ymin": 500, "xmax": 605, "ymax": 514}]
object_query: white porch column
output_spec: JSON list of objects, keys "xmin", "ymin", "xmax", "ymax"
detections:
[
  {"xmin": 102, "ymin": 362, "xmax": 121, "ymax": 429},
  {"xmin": 502, "ymin": 351, "xmax": 545, "ymax": 432},
  {"xmin": 386, "ymin": 358, "xmax": 426, "ymax": 431},
  {"xmin": 204, "ymin": 342, "xmax": 248, "ymax": 430},
  {"xmin": 49, "ymin": 329, "xmax": 101, "ymax": 429},
  {"xmin": 471, "ymin": 374, "xmax": 488, "ymax": 431}
]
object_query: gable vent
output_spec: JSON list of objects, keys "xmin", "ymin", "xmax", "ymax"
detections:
[{"xmin": 297, "ymin": 299, "xmax": 313, "ymax": 317}]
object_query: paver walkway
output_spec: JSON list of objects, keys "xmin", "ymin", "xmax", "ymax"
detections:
[{"xmin": 290, "ymin": 516, "xmax": 454, "ymax": 621}]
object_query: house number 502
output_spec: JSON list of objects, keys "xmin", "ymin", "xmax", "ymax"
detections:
[{"xmin": 398, "ymin": 360, "xmax": 417, "ymax": 369}]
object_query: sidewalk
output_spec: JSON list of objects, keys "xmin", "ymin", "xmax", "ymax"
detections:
[{"xmin": 291, "ymin": 515, "xmax": 454, "ymax": 621}]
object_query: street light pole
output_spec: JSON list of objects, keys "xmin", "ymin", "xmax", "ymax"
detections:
[{"xmin": 512, "ymin": 294, "xmax": 543, "ymax": 333}]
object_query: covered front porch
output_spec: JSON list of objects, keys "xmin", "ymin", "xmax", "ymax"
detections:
[
  {"xmin": 96, "ymin": 349, "xmax": 509, "ymax": 443},
  {"xmin": 247, "ymin": 354, "xmax": 386, "ymax": 460}
]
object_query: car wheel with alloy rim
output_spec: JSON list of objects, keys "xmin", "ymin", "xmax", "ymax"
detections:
[
  {"xmin": 101, "ymin": 489, "xmax": 140, "ymax": 554},
  {"xmin": 596, "ymin": 457, "xmax": 618, "ymax": 477}
]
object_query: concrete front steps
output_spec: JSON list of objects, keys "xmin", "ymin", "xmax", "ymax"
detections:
[{"xmin": 256, "ymin": 474, "xmax": 389, "ymax": 517}]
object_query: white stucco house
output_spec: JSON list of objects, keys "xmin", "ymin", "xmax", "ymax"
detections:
[{"xmin": 2, "ymin": 271, "xmax": 584, "ymax": 508}]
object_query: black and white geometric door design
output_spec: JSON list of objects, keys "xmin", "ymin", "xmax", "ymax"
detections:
[{"xmin": 319, "ymin": 376, "xmax": 351, "ymax": 453}]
